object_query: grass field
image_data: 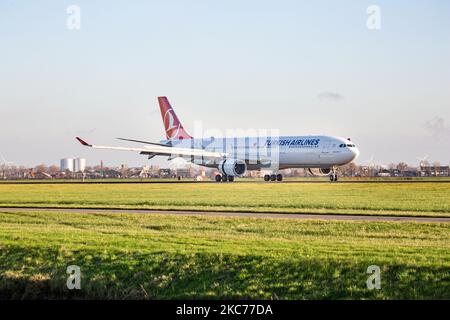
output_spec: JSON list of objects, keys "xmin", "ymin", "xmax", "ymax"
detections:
[
  {"xmin": 0, "ymin": 210, "xmax": 449, "ymax": 299},
  {"xmin": 0, "ymin": 182, "xmax": 449, "ymax": 217},
  {"xmin": 2, "ymin": 177, "xmax": 450, "ymax": 183}
]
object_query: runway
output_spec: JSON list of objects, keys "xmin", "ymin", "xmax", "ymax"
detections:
[
  {"xmin": 1, "ymin": 207, "xmax": 449, "ymax": 223},
  {"xmin": 1, "ymin": 178, "xmax": 450, "ymax": 185}
]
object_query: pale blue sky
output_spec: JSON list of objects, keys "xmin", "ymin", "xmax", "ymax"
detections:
[{"xmin": 1, "ymin": 0, "xmax": 449, "ymax": 167}]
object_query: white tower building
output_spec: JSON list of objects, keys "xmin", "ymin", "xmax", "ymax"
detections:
[
  {"xmin": 74, "ymin": 158, "xmax": 86, "ymax": 172},
  {"xmin": 60, "ymin": 158, "xmax": 75, "ymax": 172}
]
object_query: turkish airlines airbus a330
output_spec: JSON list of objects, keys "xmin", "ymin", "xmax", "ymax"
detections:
[{"xmin": 76, "ymin": 97, "xmax": 360, "ymax": 182}]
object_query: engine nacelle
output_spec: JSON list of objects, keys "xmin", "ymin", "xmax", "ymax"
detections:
[
  {"xmin": 219, "ymin": 159, "xmax": 247, "ymax": 177},
  {"xmin": 308, "ymin": 168, "xmax": 331, "ymax": 176}
]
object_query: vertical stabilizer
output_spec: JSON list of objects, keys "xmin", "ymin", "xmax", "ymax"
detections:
[{"xmin": 158, "ymin": 97, "xmax": 193, "ymax": 140}]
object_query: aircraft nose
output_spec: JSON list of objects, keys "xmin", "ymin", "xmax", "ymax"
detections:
[{"xmin": 351, "ymin": 147, "xmax": 360, "ymax": 161}]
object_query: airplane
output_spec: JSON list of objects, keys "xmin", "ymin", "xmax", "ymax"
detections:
[{"xmin": 76, "ymin": 96, "xmax": 360, "ymax": 182}]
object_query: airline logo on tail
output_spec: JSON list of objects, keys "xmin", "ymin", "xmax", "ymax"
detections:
[{"xmin": 158, "ymin": 96, "xmax": 192, "ymax": 140}]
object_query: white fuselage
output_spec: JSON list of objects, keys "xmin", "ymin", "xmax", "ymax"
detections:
[{"xmin": 161, "ymin": 135, "xmax": 359, "ymax": 171}]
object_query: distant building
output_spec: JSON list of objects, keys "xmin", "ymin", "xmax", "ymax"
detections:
[
  {"xmin": 419, "ymin": 166, "xmax": 450, "ymax": 177},
  {"xmin": 60, "ymin": 158, "xmax": 86, "ymax": 172},
  {"xmin": 74, "ymin": 158, "xmax": 86, "ymax": 172},
  {"xmin": 103, "ymin": 169, "xmax": 121, "ymax": 179},
  {"xmin": 60, "ymin": 158, "xmax": 74, "ymax": 172},
  {"xmin": 376, "ymin": 169, "xmax": 391, "ymax": 177}
]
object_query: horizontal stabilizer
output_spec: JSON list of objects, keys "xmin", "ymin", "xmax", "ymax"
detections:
[{"xmin": 76, "ymin": 137, "xmax": 92, "ymax": 147}]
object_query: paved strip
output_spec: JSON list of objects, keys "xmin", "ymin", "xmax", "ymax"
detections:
[
  {"xmin": 1, "ymin": 179, "xmax": 450, "ymax": 185},
  {"xmin": 1, "ymin": 207, "xmax": 449, "ymax": 223}
]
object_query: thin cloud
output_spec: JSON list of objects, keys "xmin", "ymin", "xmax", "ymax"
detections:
[
  {"xmin": 317, "ymin": 92, "xmax": 344, "ymax": 102},
  {"xmin": 424, "ymin": 116, "xmax": 450, "ymax": 139}
]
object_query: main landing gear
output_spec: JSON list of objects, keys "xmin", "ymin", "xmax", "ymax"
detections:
[
  {"xmin": 263, "ymin": 174, "xmax": 283, "ymax": 182},
  {"xmin": 215, "ymin": 174, "xmax": 235, "ymax": 182}
]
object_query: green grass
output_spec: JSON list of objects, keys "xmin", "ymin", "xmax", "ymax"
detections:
[
  {"xmin": 0, "ymin": 182, "xmax": 449, "ymax": 217},
  {"xmin": 2, "ymin": 176, "xmax": 450, "ymax": 184},
  {"xmin": 0, "ymin": 210, "xmax": 449, "ymax": 299}
]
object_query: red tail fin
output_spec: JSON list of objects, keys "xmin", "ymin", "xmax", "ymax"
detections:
[{"xmin": 158, "ymin": 97, "xmax": 192, "ymax": 140}]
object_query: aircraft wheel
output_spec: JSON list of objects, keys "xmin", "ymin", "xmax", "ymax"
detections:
[
  {"xmin": 228, "ymin": 176, "xmax": 234, "ymax": 182},
  {"xmin": 264, "ymin": 175, "xmax": 270, "ymax": 182},
  {"xmin": 222, "ymin": 175, "xmax": 228, "ymax": 182},
  {"xmin": 276, "ymin": 174, "xmax": 283, "ymax": 182},
  {"xmin": 334, "ymin": 174, "xmax": 338, "ymax": 182},
  {"xmin": 215, "ymin": 174, "xmax": 222, "ymax": 182},
  {"xmin": 329, "ymin": 174, "xmax": 334, "ymax": 182},
  {"xmin": 270, "ymin": 174, "xmax": 276, "ymax": 181}
]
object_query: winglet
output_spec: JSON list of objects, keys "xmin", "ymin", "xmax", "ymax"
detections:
[{"xmin": 76, "ymin": 137, "xmax": 92, "ymax": 147}]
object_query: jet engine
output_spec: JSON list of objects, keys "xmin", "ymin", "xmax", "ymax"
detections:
[
  {"xmin": 308, "ymin": 168, "xmax": 331, "ymax": 176},
  {"xmin": 219, "ymin": 159, "xmax": 247, "ymax": 177}
]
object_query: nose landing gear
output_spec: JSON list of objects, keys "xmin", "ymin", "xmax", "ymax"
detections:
[{"xmin": 329, "ymin": 167, "xmax": 339, "ymax": 182}]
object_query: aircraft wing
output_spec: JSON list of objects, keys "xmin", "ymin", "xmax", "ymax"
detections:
[{"xmin": 76, "ymin": 137, "xmax": 226, "ymax": 159}]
